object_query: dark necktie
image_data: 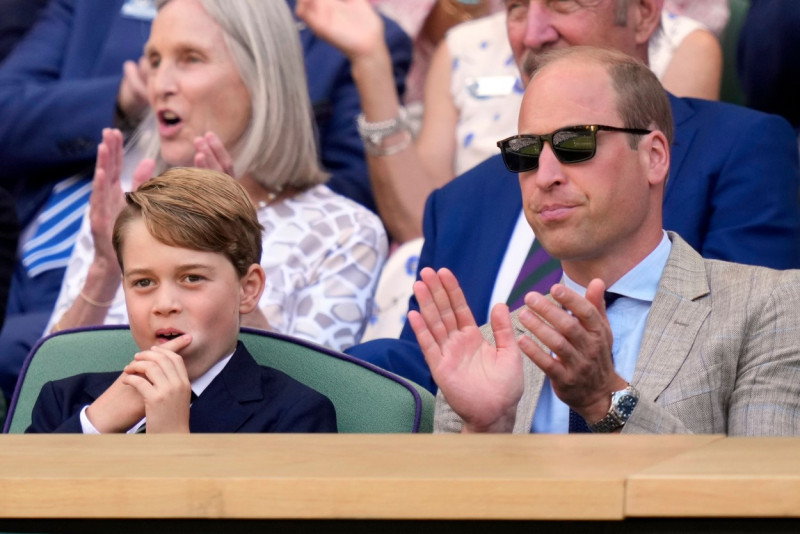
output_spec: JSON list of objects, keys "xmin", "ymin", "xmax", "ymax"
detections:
[
  {"xmin": 568, "ymin": 291, "xmax": 624, "ymax": 433},
  {"xmin": 506, "ymin": 240, "xmax": 562, "ymax": 310},
  {"xmin": 603, "ymin": 291, "xmax": 623, "ymax": 309}
]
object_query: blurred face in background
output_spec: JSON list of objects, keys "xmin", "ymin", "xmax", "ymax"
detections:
[
  {"xmin": 505, "ymin": 0, "xmax": 651, "ymax": 84},
  {"xmin": 145, "ymin": 0, "xmax": 251, "ymax": 166}
]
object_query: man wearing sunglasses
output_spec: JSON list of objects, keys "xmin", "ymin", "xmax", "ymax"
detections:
[
  {"xmin": 411, "ymin": 46, "xmax": 800, "ymax": 435},
  {"xmin": 346, "ymin": 0, "xmax": 800, "ymax": 394}
]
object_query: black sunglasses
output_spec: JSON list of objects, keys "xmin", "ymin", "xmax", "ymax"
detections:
[{"xmin": 496, "ymin": 125, "xmax": 652, "ymax": 173}]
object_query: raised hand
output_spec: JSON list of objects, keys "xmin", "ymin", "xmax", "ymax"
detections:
[
  {"xmin": 295, "ymin": 0, "xmax": 385, "ymax": 61},
  {"xmin": 408, "ymin": 268, "xmax": 524, "ymax": 433},
  {"xmin": 89, "ymin": 129, "xmax": 155, "ymax": 277},
  {"xmin": 89, "ymin": 129, "xmax": 126, "ymax": 275},
  {"xmin": 117, "ymin": 57, "xmax": 150, "ymax": 124},
  {"xmin": 193, "ymin": 131, "xmax": 235, "ymax": 177},
  {"xmin": 517, "ymin": 279, "xmax": 627, "ymax": 425},
  {"xmin": 121, "ymin": 334, "xmax": 194, "ymax": 433}
]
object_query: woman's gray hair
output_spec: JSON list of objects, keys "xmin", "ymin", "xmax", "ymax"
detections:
[{"xmin": 134, "ymin": 0, "xmax": 328, "ymax": 191}]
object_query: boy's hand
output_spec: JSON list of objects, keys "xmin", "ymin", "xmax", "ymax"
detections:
[
  {"xmin": 85, "ymin": 372, "xmax": 147, "ymax": 433},
  {"xmin": 121, "ymin": 334, "xmax": 193, "ymax": 433}
]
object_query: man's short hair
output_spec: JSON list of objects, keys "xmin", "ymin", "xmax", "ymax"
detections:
[
  {"xmin": 112, "ymin": 167, "xmax": 264, "ymax": 277},
  {"xmin": 529, "ymin": 45, "xmax": 674, "ymax": 146}
]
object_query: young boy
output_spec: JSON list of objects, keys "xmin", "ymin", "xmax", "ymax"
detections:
[{"xmin": 26, "ymin": 168, "xmax": 337, "ymax": 433}]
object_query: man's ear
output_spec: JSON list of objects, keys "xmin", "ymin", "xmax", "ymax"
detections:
[
  {"xmin": 239, "ymin": 264, "xmax": 265, "ymax": 314},
  {"xmin": 632, "ymin": 0, "xmax": 664, "ymax": 46},
  {"xmin": 643, "ymin": 129, "xmax": 670, "ymax": 187}
]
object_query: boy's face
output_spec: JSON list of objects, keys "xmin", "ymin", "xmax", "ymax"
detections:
[{"xmin": 120, "ymin": 218, "xmax": 254, "ymax": 380}]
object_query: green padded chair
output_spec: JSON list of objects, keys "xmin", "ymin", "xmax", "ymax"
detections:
[{"xmin": 3, "ymin": 326, "xmax": 434, "ymax": 434}]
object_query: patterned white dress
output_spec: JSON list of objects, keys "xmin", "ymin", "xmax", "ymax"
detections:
[
  {"xmin": 47, "ymin": 183, "xmax": 388, "ymax": 352},
  {"xmin": 448, "ymin": 11, "xmax": 524, "ymax": 176}
]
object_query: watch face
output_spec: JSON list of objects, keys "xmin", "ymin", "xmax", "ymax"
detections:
[{"xmin": 613, "ymin": 391, "xmax": 639, "ymax": 419}]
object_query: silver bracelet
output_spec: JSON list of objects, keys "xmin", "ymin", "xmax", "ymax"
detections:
[
  {"xmin": 357, "ymin": 107, "xmax": 413, "ymax": 156},
  {"xmin": 364, "ymin": 129, "xmax": 412, "ymax": 157}
]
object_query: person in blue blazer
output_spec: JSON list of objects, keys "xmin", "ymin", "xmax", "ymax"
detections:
[
  {"xmin": 346, "ymin": 0, "xmax": 800, "ymax": 393},
  {"xmin": 0, "ymin": 0, "xmax": 410, "ymax": 404}
]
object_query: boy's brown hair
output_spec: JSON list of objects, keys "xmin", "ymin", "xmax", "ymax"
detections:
[{"xmin": 112, "ymin": 167, "xmax": 263, "ymax": 276}]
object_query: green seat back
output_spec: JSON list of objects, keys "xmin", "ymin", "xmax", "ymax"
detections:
[{"xmin": 4, "ymin": 326, "xmax": 434, "ymax": 434}]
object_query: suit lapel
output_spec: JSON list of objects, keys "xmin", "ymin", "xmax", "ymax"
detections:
[
  {"xmin": 664, "ymin": 94, "xmax": 696, "ymax": 207},
  {"xmin": 510, "ymin": 308, "xmax": 547, "ymax": 432},
  {"xmin": 505, "ymin": 304, "xmax": 552, "ymax": 432},
  {"xmin": 515, "ymin": 356, "xmax": 545, "ymax": 433},
  {"xmin": 633, "ymin": 233, "xmax": 711, "ymax": 401},
  {"xmin": 189, "ymin": 343, "xmax": 263, "ymax": 433},
  {"xmin": 477, "ymin": 305, "xmax": 546, "ymax": 431}
]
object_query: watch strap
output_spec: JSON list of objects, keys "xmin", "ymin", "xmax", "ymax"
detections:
[{"xmin": 588, "ymin": 384, "xmax": 639, "ymax": 433}]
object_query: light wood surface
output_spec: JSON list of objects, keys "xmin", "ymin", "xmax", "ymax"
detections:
[
  {"xmin": 0, "ymin": 434, "xmax": 719, "ymax": 520},
  {"xmin": 626, "ymin": 437, "xmax": 800, "ymax": 518}
]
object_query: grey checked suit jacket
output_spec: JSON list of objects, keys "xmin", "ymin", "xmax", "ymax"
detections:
[{"xmin": 434, "ymin": 233, "xmax": 800, "ymax": 435}]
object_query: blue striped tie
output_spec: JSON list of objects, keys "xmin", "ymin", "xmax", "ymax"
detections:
[{"xmin": 22, "ymin": 175, "xmax": 92, "ymax": 278}]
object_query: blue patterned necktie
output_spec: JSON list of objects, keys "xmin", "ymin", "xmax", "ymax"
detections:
[
  {"xmin": 568, "ymin": 291, "xmax": 623, "ymax": 433},
  {"xmin": 506, "ymin": 239, "xmax": 562, "ymax": 310},
  {"xmin": 21, "ymin": 174, "xmax": 92, "ymax": 277}
]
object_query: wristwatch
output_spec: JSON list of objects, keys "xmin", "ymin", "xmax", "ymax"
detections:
[{"xmin": 588, "ymin": 384, "xmax": 639, "ymax": 433}]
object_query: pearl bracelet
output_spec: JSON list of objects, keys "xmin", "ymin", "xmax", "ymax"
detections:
[{"xmin": 356, "ymin": 107, "xmax": 413, "ymax": 157}]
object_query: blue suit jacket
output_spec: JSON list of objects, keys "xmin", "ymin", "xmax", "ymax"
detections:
[
  {"xmin": 347, "ymin": 94, "xmax": 800, "ymax": 393},
  {"xmin": 0, "ymin": 0, "xmax": 411, "ymax": 229},
  {"xmin": 738, "ymin": 0, "xmax": 800, "ymax": 129},
  {"xmin": 0, "ymin": 0, "xmax": 49, "ymax": 62},
  {"xmin": 26, "ymin": 341, "xmax": 338, "ymax": 433},
  {"xmin": 0, "ymin": 0, "xmax": 149, "ymax": 227}
]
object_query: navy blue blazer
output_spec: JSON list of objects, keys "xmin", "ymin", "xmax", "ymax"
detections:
[
  {"xmin": 347, "ymin": 94, "xmax": 800, "ymax": 393},
  {"xmin": 0, "ymin": 0, "xmax": 49, "ymax": 62},
  {"xmin": 1, "ymin": 0, "xmax": 411, "ymax": 229},
  {"xmin": 26, "ymin": 341, "xmax": 338, "ymax": 433},
  {"xmin": 0, "ymin": 0, "xmax": 150, "ymax": 227},
  {"xmin": 738, "ymin": 0, "xmax": 800, "ymax": 129}
]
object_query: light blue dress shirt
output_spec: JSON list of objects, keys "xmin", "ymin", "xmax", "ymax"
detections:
[{"xmin": 531, "ymin": 231, "xmax": 672, "ymax": 434}]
